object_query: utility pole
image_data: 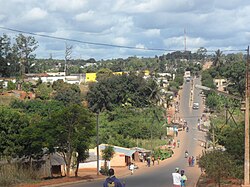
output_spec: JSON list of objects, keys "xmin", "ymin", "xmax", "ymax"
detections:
[
  {"xmin": 184, "ymin": 28, "xmax": 187, "ymax": 52},
  {"xmin": 244, "ymin": 46, "xmax": 250, "ymax": 186},
  {"xmin": 96, "ymin": 112, "xmax": 100, "ymax": 176}
]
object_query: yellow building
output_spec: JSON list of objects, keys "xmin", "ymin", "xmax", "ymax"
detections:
[
  {"xmin": 143, "ymin": 70, "xmax": 150, "ymax": 76},
  {"xmin": 85, "ymin": 73, "xmax": 97, "ymax": 82},
  {"xmin": 113, "ymin": 72, "xmax": 123, "ymax": 75}
]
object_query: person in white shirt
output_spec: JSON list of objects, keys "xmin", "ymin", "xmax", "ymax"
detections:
[
  {"xmin": 129, "ymin": 163, "xmax": 135, "ymax": 175},
  {"xmin": 172, "ymin": 167, "xmax": 182, "ymax": 187}
]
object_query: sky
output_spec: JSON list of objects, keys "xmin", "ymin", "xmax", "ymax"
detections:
[{"xmin": 0, "ymin": 0, "xmax": 250, "ymax": 60}]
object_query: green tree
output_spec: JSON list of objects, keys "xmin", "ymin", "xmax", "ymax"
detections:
[
  {"xmin": 10, "ymin": 99, "xmax": 64, "ymax": 118},
  {"xmin": 87, "ymin": 74, "xmax": 155, "ymax": 111},
  {"xmin": 0, "ymin": 34, "xmax": 13, "ymax": 77},
  {"xmin": 35, "ymin": 83, "xmax": 53, "ymax": 100},
  {"xmin": 213, "ymin": 49, "xmax": 223, "ymax": 68},
  {"xmin": 53, "ymin": 81, "xmax": 82, "ymax": 106},
  {"xmin": 18, "ymin": 116, "xmax": 46, "ymax": 163},
  {"xmin": 199, "ymin": 150, "xmax": 236, "ymax": 187},
  {"xmin": 217, "ymin": 121, "xmax": 244, "ymax": 164},
  {"xmin": 48, "ymin": 104, "xmax": 95, "ymax": 176},
  {"xmin": 7, "ymin": 81, "xmax": 16, "ymax": 90},
  {"xmin": 201, "ymin": 70, "xmax": 216, "ymax": 89},
  {"xmin": 22, "ymin": 81, "xmax": 33, "ymax": 93},
  {"xmin": 96, "ymin": 68, "xmax": 113, "ymax": 81},
  {"xmin": 0, "ymin": 106, "xmax": 29, "ymax": 160},
  {"xmin": 224, "ymin": 61, "xmax": 245, "ymax": 97},
  {"xmin": 205, "ymin": 93, "xmax": 221, "ymax": 111},
  {"xmin": 197, "ymin": 47, "xmax": 207, "ymax": 61},
  {"xmin": 13, "ymin": 34, "xmax": 38, "ymax": 75},
  {"xmin": 101, "ymin": 146, "xmax": 115, "ymax": 170}
]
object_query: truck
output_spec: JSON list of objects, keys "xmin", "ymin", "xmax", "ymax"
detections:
[
  {"xmin": 184, "ymin": 71, "xmax": 191, "ymax": 82},
  {"xmin": 184, "ymin": 71, "xmax": 191, "ymax": 78}
]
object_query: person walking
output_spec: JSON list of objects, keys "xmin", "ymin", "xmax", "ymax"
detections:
[
  {"xmin": 173, "ymin": 141, "xmax": 176, "ymax": 149},
  {"xmin": 191, "ymin": 156, "xmax": 195, "ymax": 166},
  {"xmin": 172, "ymin": 167, "xmax": 182, "ymax": 187},
  {"xmin": 147, "ymin": 157, "xmax": 151, "ymax": 167},
  {"xmin": 180, "ymin": 170, "xmax": 187, "ymax": 187},
  {"xmin": 129, "ymin": 163, "xmax": 135, "ymax": 175},
  {"xmin": 188, "ymin": 157, "xmax": 192, "ymax": 166},
  {"xmin": 177, "ymin": 139, "xmax": 180, "ymax": 148},
  {"xmin": 185, "ymin": 150, "xmax": 188, "ymax": 158},
  {"xmin": 103, "ymin": 168, "xmax": 124, "ymax": 187},
  {"xmin": 151, "ymin": 156, "xmax": 155, "ymax": 166},
  {"xmin": 157, "ymin": 156, "xmax": 160, "ymax": 165}
]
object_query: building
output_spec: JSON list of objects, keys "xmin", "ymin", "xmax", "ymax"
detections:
[
  {"xmin": 25, "ymin": 73, "xmax": 85, "ymax": 85},
  {"xmin": 79, "ymin": 144, "xmax": 140, "ymax": 170},
  {"xmin": 214, "ymin": 78, "xmax": 228, "ymax": 92},
  {"xmin": 85, "ymin": 73, "xmax": 97, "ymax": 82}
]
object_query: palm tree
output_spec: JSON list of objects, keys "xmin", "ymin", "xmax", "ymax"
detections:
[{"xmin": 213, "ymin": 49, "xmax": 223, "ymax": 68}]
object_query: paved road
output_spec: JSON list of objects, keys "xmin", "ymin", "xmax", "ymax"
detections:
[{"xmin": 64, "ymin": 76, "xmax": 205, "ymax": 187}]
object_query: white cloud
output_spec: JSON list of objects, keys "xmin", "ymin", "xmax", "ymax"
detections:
[
  {"xmin": 112, "ymin": 37, "xmax": 130, "ymax": 46},
  {"xmin": 74, "ymin": 10, "xmax": 95, "ymax": 22},
  {"xmin": 135, "ymin": 43, "xmax": 146, "ymax": 49},
  {"xmin": 164, "ymin": 36, "xmax": 207, "ymax": 50},
  {"xmin": 45, "ymin": 0, "xmax": 88, "ymax": 12},
  {"xmin": 0, "ymin": 14, "xmax": 5, "ymax": 21},
  {"xmin": 144, "ymin": 29, "xmax": 161, "ymax": 37},
  {"xmin": 0, "ymin": 0, "xmax": 250, "ymax": 60},
  {"xmin": 22, "ymin": 7, "xmax": 48, "ymax": 21}
]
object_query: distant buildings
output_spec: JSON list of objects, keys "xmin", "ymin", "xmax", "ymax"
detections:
[{"xmin": 213, "ymin": 78, "xmax": 228, "ymax": 93}]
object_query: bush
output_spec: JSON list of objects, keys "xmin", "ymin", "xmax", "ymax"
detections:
[
  {"xmin": 153, "ymin": 148, "xmax": 173, "ymax": 160},
  {"xmin": 198, "ymin": 150, "xmax": 238, "ymax": 186},
  {"xmin": 99, "ymin": 166, "xmax": 109, "ymax": 176}
]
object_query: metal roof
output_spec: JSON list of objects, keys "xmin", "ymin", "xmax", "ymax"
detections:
[{"xmin": 99, "ymin": 144, "xmax": 136, "ymax": 157}]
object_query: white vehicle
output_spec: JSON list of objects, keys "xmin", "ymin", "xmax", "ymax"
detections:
[
  {"xmin": 193, "ymin": 102, "xmax": 199, "ymax": 109},
  {"xmin": 184, "ymin": 71, "xmax": 191, "ymax": 83},
  {"xmin": 186, "ymin": 77, "xmax": 191, "ymax": 82},
  {"xmin": 184, "ymin": 71, "xmax": 191, "ymax": 78}
]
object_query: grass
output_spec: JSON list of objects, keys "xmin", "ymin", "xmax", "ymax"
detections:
[
  {"xmin": 0, "ymin": 95, "xmax": 16, "ymax": 106},
  {"xmin": 134, "ymin": 138, "xmax": 168, "ymax": 150},
  {"xmin": 0, "ymin": 164, "xmax": 41, "ymax": 187}
]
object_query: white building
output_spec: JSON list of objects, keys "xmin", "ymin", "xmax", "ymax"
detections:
[
  {"xmin": 214, "ymin": 78, "xmax": 228, "ymax": 92},
  {"xmin": 26, "ymin": 73, "xmax": 85, "ymax": 85}
]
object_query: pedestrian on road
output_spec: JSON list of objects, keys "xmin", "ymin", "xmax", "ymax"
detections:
[
  {"xmin": 188, "ymin": 157, "xmax": 192, "ymax": 166},
  {"xmin": 185, "ymin": 150, "xmax": 188, "ymax": 158},
  {"xmin": 143, "ymin": 153, "xmax": 147, "ymax": 163},
  {"xmin": 103, "ymin": 168, "xmax": 124, "ymax": 187},
  {"xmin": 172, "ymin": 167, "xmax": 182, "ymax": 187},
  {"xmin": 173, "ymin": 141, "xmax": 176, "ymax": 149},
  {"xmin": 177, "ymin": 139, "xmax": 180, "ymax": 148},
  {"xmin": 147, "ymin": 157, "xmax": 151, "ymax": 167},
  {"xmin": 151, "ymin": 156, "xmax": 155, "ymax": 166},
  {"xmin": 191, "ymin": 156, "xmax": 195, "ymax": 166},
  {"xmin": 180, "ymin": 170, "xmax": 187, "ymax": 187},
  {"xmin": 157, "ymin": 156, "xmax": 160, "ymax": 165},
  {"xmin": 129, "ymin": 163, "xmax": 135, "ymax": 175},
  {"xmin": 175, "ymin": 128, "xmax": 178, "ymax": 137}
]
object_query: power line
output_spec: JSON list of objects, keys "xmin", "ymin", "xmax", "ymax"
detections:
[
  {"xmin": 0, "ymin": 26, "xmax": 175, "ymax": 52},
  {"xmin": 0, "ymin": 26, "xmax": 247, "ymax": 53}
]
